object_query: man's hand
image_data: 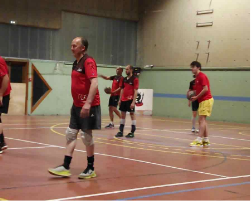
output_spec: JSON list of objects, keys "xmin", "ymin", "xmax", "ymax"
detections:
[
  {"xmin": 130, "ymin": 102, "xmax": 135, "ymax": 110},
  {"xmin": 188, "ymin": 101, "xmax": 191, "ymax": 107},
  {"xmin": 0, "ymin": 96, "xmax": 3, "ymax": 107},
  {"xmin": 80, "ymin": 102, "xmax": 91, "ymax": 118},
  {"xmin": 190, "ymin": 96, "xmax": 198, "ymax": 102},
  {"xmin": 118, "ymin": 100, "xmax": 121, "ymax": 106}
]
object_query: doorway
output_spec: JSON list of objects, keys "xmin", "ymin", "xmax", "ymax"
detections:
[{"xmin": 5, "ymin": 59, "xmax": 28, "ymax": 115}]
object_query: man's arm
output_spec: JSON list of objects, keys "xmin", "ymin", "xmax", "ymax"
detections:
[
  {"xmin": 0, "ymin": 74, "xmax": 9, "ymax": 96},
  {"xmin": 0, "ymin": 74, "xmax": 9, "ymax": 106},
  {"xmin": 191, "ymin": 85, "xmax": 208, "ymax": 102},
  {"xmin": 111, "ymin": 87, "xmax": 121, "ymax": 94},
  {"xmin": 80, "ymin": 77, "xmax": 98, "ymax": 118},
  {"xmin": 131, "ymin": 89, "xmax": 138, "ymax": 106},
  {"xmin": 118, "ymin": 88, "xmax": 123, "ymax": 106},
  {"xmin": 98, "ymin": 74, "xmax": 111, "ymax": 80}
]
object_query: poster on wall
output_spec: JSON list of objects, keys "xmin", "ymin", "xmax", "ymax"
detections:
[{"xmin": 135, "ymin": 89, "xmax": 153, "ymax": 116}]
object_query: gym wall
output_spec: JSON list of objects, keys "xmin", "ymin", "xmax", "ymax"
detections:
[
  {"xmin": 0, "ymin": 0, "xmax": 139, "ymax": 29},
  {"xmin": 0, "ymin": 12, "xmax": 137, "ymax": 65},
  {"xmin": 137, "ymin": 0, "xmax": 250, "ymax": 67},
  {"xmin": 27, "ymin": 60, "xmax": 119, "ymax": 116},
  {"xmin": 137, "ymin": 0, "xmax": 250, "ymax": 123}
]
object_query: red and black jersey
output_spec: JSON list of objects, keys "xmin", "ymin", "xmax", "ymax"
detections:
[
  {"xmin": 189, "ymin": 79, "xmax": 196, "ymax": 91},
  {"xmin": 71, "ymin": 54, "xmax": 100, "ymax": 107},
  {"xmin": 110, "ymin": 75, "xmax": 123, "ymax": 96},
  {"xmin": 120, "ymin": 76, "xmax": 139, "ymax": 101},
  {"xmin": 0, "ymin": 57, "xmax": 11, "ymax": 96}
]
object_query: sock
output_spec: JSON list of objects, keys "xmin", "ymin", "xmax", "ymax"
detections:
[
  {"xmin": 119, "ymin": 119, "xmax": 125, "ymax": 133},
  {"xmin": 110, "ymin": 122, "xmax": 114, "ymax": 125},
  {"xmin": 203, "ymin": 137, "xmax": 209, "ymax": 142},
  {"xmin": 192, "ymin": 117, "xmax": 196, "ymax": 129},
  {"xmin": 196, "ymin": 137, "xmax": 202, "ymax": 143},
  {"xmin": 0, "ymin": 133, "xmax": 4, "ymax": 143},
  {"xmin": 63, "ymin": 155, "xmax": 72, "ymax": 170},
  {"xmin": 131, "ymin": 120, "xmax": 136, "ymax": 133},
  {"xmin": 87, "ymin": 155, "xmax": 94, "ymax": 170}
]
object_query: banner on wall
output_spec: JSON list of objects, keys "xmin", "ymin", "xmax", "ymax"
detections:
[{"xmin": 135, "ymin": 89, "xmax": 153, "ymax": 116}]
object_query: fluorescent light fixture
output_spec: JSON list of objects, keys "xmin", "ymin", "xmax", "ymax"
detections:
[
  {"xmin": 197, "ymin": 9, "xmax": 214, "ymax": 15},
  {"xmin": 196, "ymin": 22, "xmax": 213, "ymax": 27},
  {"xmin": 10, "ymin": 20, "xmax": 16, "ymax": 24}
]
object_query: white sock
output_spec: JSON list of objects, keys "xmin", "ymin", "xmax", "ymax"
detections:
[
  {"xmin": 132, "ymin": 120, "xmax": 136, "ymax": 125},
  {"xmin": 120, "ymin": 119, "xmax": 126, "ymax": 125},
  {"xmin": 196, "ymin": 137, "xmax": 202, "ymax": 142},
  {"xmin": 203, "ymin": 137, "xmax": 209, "ymax": 142},
  {"xmin": 192, "ymin": 117, "xmax": 196, "ymax": 128},
  {"xmin": 110, "ymin": 122, "xmax": 114, "ymax": 125}
]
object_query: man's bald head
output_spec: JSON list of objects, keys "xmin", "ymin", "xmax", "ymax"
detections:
[{"xmin": 71, "ymin": 37, "xmax": 89, "ymax": 59}]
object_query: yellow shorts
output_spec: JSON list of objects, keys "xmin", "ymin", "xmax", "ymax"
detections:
[{"xmin": 198, "ymin": 98, "xmax": 214, "ymax": 117}]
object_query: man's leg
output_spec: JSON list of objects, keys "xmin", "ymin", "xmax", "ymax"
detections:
[
  {"xmin": 191, "ymin": 111, "xmax": 197, "ymax": 132},
  {"xmin": 48, "ymin": 127, "xmax": 78, "ymax": 177},
  {"xmin": 202, "ymin": 120, "xmax": 210, "ymax": 146},
  {"xmin": 116, "ymin": 111, "xmax": 126, "ymax": 137},
  {"xmin": 126, "ymin": 112, "xmax": 136, "ymax": 138},
  {"xmin": 79, "ymin": 130, "xmax": 96, "ymax": 179},
  {"xmin": 190, "ymin": 115, "xmax": 206, "ymax": 147},
  {"xmin": 113, "ymin": 107, "xmax": 121, "ymax": 119},
  {"xmin": 105, "ymin": 106, "xmax": 115, "ymax": 128}
]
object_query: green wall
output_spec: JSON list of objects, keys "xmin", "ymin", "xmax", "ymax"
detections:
[
  {"xmin": 28, "ymin": 60, "xmax": 120, "ymax": 116},
  {"xmin": 139, "ymin": 70, "xmax": 250, "ymax": 123}
]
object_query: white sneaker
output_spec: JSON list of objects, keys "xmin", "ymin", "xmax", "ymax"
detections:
[
  {"xmin": 78, "ymin": 168, "xmax": 96, "ymax": 179},
  {"xmin": 196, "ymin": 129, "xmax": 199, "ymax": 133},
  {"xmin": 191, "ymin": 128, "xmax": 196, "ymax": 132}
]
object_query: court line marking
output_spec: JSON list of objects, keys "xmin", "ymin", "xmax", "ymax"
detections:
[
  {"xmin": 47, "ymin": 175, "xmax": 250, "ymax": 201},
  {"xmin": 96, "ymin": 139, "xmax": 250, "ymax": 161},
  {"xmin": 5, "ymin": 136, "xmax": 227, "ymax": 178},
  {"xmin": 152, "ymin": 118, "xmax": 250, "ymax": 129},
  {"xmin": 50, "ymin": 123, "xmax": 250, "ymax": 161},
  {"xmin": 117, "ymin": 181, "xmax": 250, "ymax": 200},
  {"xmin": 133, "ymin": 127, "xmax": 250, "ymax": 142},
  {"xmin": 8, "ymin": 146, "xmax": 56, "ymax": 150}
]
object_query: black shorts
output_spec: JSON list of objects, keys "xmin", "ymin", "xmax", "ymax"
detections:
[
  {"xmin": 0, "ymin": 95, "xmax": 10, "ymax": 114},
  {"xmin": 69, "ymin": 104, "xmax": 101, "ymax": 131},
  {"xmin": 119, "ymin": 100, "xmax": 135, "ymax": 113},
  {"xmin": 109, "ymin": 95, "xmax": 120, "ymax": 107},
  {"xmin": 192, "ymin": 100, "xmax": 199, "ymax": 112}
]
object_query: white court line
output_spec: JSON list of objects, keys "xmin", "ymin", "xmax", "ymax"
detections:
[
  {"xmin": 8, "ymin": 146, "xmax": 56, "ymax": 150},
  {"xmin": 6, "ymin": 125, "xmax": 250, "ymax": 142},
  {"xmin": 130, "ymin": 126, "xmax": 250, "ymax": 142},
  {"xmin": 48, "ymin": 175, "xmax": 250, "ymax": 201},
  {"xmin": 5, "ymin": 137, "xmax": 226, "ymax": 178}
]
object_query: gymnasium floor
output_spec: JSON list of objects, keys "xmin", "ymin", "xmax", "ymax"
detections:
[{"xmin": 0, "ymin": 115, "xmax": 250, "ymax": 200}]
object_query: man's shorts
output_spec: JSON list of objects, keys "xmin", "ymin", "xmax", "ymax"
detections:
[
  {"xmin": 109, "ymin": 95, "xmax": 120, "ymax": 107},
  {"xmin": 192, "ymin": 100, "xmax": 199, "ymax": 112},
  {"xmin": 198, "ymin": 98, "xmax": 214, "ymax": 117},
  {"xmin": 119, "ymin": 100, "xmax": 135, "ymax": 113},
  {"xmin": 0, "ymin": 95, "xmax": 10, "ymax": 114},
  {"xmin": 69, "ymin": 104, "xmax": 101, "ymax": 131}
]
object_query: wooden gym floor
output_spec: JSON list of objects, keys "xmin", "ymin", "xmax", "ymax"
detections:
[{"xmin": 0, "ymin": 115, "xmax": 250, "ymax": 200}]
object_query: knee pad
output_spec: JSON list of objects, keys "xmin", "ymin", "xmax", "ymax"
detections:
[
  {"xmin": 80, "ymin": 130, "xmax": 94, "ymax": 146},
  {"xmin": 65, "ymin": 127, "xmax": 79, "ymax": 143}
]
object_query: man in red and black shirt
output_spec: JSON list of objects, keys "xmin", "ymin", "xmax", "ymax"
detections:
[
  {"xmin": 99, "ymin": 67, "xmax": 123, "ymax": 128},
  {"xmin": 190, "ymin": 61, "xmax": 214, "ymax": 147},
  {"xmin": 48, "ymin": 37, "xmax": 101, "ymax": 179},
  {"xmin": 116, "ymin": 65, "xmax": 139, "ymax": 138},
  {"xmin": 0, "ymin": 56, "xmax": 11, "ymax": 154}
]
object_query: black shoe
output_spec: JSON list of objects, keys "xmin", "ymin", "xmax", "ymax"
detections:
[
  {"xmin": 125, "ymin": 133, "xmax": 134, "ymax": 138},
  {"xmin": 105, "ymin": 123, "xmax": 114, "ymax": 129},
  {"xmin": 115, "ymin": 132, "xmax": 123, "ymax": 137},
  {"xmin": 0, "ymin": 141, "xmax": 7, "ymax": 150}
]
